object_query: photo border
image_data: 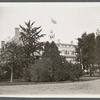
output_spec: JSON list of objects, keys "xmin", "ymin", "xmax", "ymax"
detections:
[{"xmin": 0, "ymin": 1, "xmax": 100, "ymax": 100}]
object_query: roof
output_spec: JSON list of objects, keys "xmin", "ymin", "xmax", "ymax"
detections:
[{"xmin": 56, "ymin": 43, "xmax": 77, "ymax": 46}]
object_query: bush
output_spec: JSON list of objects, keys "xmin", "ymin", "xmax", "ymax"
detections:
[
  {"xmin": 54, "ymin": 68, "xmax": 65, "ymax": 81},
  {"xmin": 23, "ymin": 57, "xmax": 83, "ymax": 82},
  {"xmin": 23, "ymin": 67, "xmax": 32, "ymax": 82},
  {"xmin": 68, "ymin": 64, "xmax": 83, "ymax": 81},
  {"xmin": 24, "ymin": 57, "xmax": 67, "ymax": 82},
  {"xmin": 62, "ymin": 58, "xmax": 83, "ymax": 81},
  {"xmin": 26, "ymin": 58, "xmax": 53, "ymax": 82}
]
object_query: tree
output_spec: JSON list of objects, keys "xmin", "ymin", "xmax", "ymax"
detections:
[
  {"xmin": 19, "ymin": 20, "xmax": 45, "ymax": 64},
  {"xmin": 76, "ymin": 33, "xmax": 97, "ymax": 76},
  {"xmin": 0, "ymin": 42, "xmax": 26, "ymax": 82},
  {"xmin": 42, "ymin": 41, "xmax": 51, "ymax": 58},
  {"xmin": 62, "ymin": 57, "xmax": 82, "ymax": 81},
  {"xmin": 50, "ymin": 41, "xmax": 64, "ymax": 81},
  {"xmin": 26, "ymin": 41, "xmax": 82, "ymax": 82},
  {"xmin": 96, "ymin": 35, "xmax": 100, "ymax": 68},
  {"xmin": 76, "ymin": 32, "xmax": 89, "ymax": 70},
  {"xmin": 42, "ymin": 41, "xmax": 64, "ymax": 81}
]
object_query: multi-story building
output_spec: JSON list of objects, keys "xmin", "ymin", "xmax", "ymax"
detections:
[
  {"xmin": 56, "ymin": 42, "xmax": 77, "ymax": 63},
  {"xmin": 0, "ymin": 28, "xmax": 77, "ymax": 63}
]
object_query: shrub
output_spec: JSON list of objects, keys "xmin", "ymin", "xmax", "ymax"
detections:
[
  {"xmin": 23, "ymin": 67, "xmax": 32, "ymax": 82},
  {"xmin": 28, "ymin": 58, "xmax": 53, "ymax": 82},
  {"xmin": 62, "ymin": 58, "xmax": 82, "ymax": 81},
  {"xmin": 54, "ymin": 68, "xmax": 65, "ymax": 81},
  {"xmin": 68, "ymin": 63, "xmax": 83, "ymax": 81}
]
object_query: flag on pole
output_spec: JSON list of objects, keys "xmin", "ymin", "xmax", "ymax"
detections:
[{"xmin": 51, "ymin": 18, "xmax": 57, "ymax": 24}]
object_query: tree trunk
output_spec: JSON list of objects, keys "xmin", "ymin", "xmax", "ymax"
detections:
[
  {"xmin": 90, "ymin": 64, "xmax": 93, "ymax": 77},
  {"xmin": 10, "ymin": 67, "xmax": 13, "ymax": 83}
]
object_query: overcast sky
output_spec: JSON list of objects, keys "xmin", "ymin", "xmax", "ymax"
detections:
[{"xmin": 0, "ymin": 3, "xmax": 100, "ymax": 47}]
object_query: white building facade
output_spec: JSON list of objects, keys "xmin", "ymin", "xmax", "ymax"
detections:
[{"xmin": 56, "ymin": 42, "xmax": 77, "ymax": 63}]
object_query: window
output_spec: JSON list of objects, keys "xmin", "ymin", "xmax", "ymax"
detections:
[
  {"xmin": 71, "ymin": 51, "xmax": 75, "ymax": 55},
  {"xmin": 65, "ymin": 50, "xmax": 69, "ymax": 55},
  {"xmin": 65, "ymin": 51, "xmax": 67, "ymax": 54}
]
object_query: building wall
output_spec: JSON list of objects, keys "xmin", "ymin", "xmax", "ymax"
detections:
[{"xmin": 56, "ymin": 43, "xmax": 77, "ymax": 63}]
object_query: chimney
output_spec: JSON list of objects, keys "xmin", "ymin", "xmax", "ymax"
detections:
[
  {"xmin": 71, "ymin": 41, "xmax": 73, "ymax": 45},
  {"xmin": 15, "ymin": 28, "xmax": 20, "ymax": 38},
  {"xmin": 1, "ymin": 41, "xmax": 5, "ymax": 48}
]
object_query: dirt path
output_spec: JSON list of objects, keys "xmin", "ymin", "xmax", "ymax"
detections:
[{"xmin": 0, "ymin": 79, "xmax": 100, "ymax": 97}]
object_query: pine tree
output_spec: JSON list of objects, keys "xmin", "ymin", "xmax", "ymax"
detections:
[
  {"xmin": 43, "ymin": 41, "xmax": 64, "ymax": 81},
  {"xmin": 19, "ymin": 20, "xmax": 45, "ymax": 64},
  {"xmin": 50, "ymin": 41, "xmax": 62, "ymax": 71},
  {"xmin": 42, "ymin": 41, "xmax": 51, "ymax": 58}
]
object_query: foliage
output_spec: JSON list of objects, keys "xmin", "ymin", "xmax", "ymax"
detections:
[
  {"xmin": 24, "ymin": 41, "xmax": 65, "ymax": 82},
  {"xmin": 19, "ymin": 20, "xmax": 45, "ymax": 64},
  {"xmin": 42, "ymin": 41, "xmax": 64, "ymax": 81},
  {"xmin": 24, "ymin": 58, "xmax": 53, "ymax": 82},
  {"xmin": 76, "ymin": 33, "xmax": 97, "ymax": 73},
  {"xmin": 0, "ymin": 42, "xmax": 26, "ymax": 82},
  {"xmin": 0, "ymin": 20, "xmax": 84, "ymax": 82},
  {"xmin": 96, "ymin": 35, "xmax": 100, "ymax": 67},
  {"xmin": 42, "ymin": 41, "xmax": 51, "ymax": 57},
  {"xmin": 0, "ymin": 66, "xmax": 5, "ymax": 81},
  {"xmin": 0, "ymin": 40, "xmax": 83, "ymax": 82},
  {"xmin": 24, "ymin": 56, "xmax": 82, "ymax": 82},
  {"xmin": 62, "ymin": 58, "xmax": 83, "ymax": 81}
]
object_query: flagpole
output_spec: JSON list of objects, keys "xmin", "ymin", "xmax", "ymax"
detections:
[{"xmin": 49, "ymin": 18, "xmax": 57, "ymax": 42}]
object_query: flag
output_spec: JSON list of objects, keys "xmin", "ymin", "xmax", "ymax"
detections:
[{"xmin": 51, "ymin": 18, "xmax": 57, "ymax": 24}]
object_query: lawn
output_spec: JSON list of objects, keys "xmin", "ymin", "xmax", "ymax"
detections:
[
  {"xmin": 0, "ymin": 76, "xmax": 100, "ymax": 86},
  {"xmin": 0, "ymin": 77, "xmax": 100, "ymax": 96}
]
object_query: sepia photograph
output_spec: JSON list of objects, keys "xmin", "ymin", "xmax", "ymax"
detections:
[{"xmin": 0, "ymin": 2, "xmax": 100, "ymax": 98}]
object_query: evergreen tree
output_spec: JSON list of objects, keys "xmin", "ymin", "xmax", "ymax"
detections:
[
  {"xmin": 19, "ymin": 20, "xmax": 45, "ymax": 64},
  {"xmin": 50, "ymin": 41, "xmax": 63, "ymax": 72},
  {"xmin": 96, "ymin": 35, "xmax": 100, "ymax": 68},
  {"xmin": 43, "ymin": 41, "xmax": 64, "ymax": 81},
  {"xmin": 42, "ymin": 41, "xmax": 51, "ymax": 58}
]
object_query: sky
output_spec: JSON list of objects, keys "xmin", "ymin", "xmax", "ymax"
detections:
[{"xmin": 0, "ymin": 3, "xmax": 100, "ymax": 47}]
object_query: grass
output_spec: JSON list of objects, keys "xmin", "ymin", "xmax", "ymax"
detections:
[
  {"xmin": 79, "ymin": 76, "xmax": 100, "ymax": 81},
  {"xmin": 0, "ymin": 76, "xmax": 100, "ymax": 86}
]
